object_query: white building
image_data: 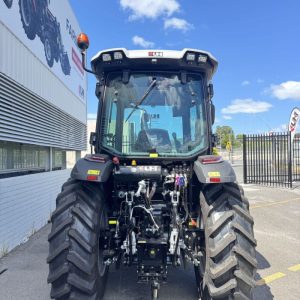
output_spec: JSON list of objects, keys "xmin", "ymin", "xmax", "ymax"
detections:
[
  {"xmin": 82, "ymin": 118, "xmax": 97, "ymax": 156},
  {"xmin": 0, "ymin": 0, "xmax": 87, "ymax": 255}
]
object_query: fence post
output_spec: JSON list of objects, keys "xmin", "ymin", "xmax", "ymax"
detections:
[
  {"xmin": 288, "ymin": 132, "xmax": 293, "ymax": 188},
  {"xmin": 243, "ymin": 134, "xmax": 247, "ymax": 184}
]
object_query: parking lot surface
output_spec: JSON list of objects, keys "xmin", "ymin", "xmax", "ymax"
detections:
[{"xmin": 0, "ymin": 166, "xmax": 299, "ymax": 300}]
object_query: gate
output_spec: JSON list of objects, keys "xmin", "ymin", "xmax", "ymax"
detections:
[{"xmin": 243, "ymin": 132, "xmax": 300, "ymax": 188}]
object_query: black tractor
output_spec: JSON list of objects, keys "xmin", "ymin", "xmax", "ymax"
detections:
[
  {"xmin": 18, "ymin": 0, "xmax": 71, "ymax": 75},
  {"xmin": 47, "ymin": 34, "xmax": 257, "ymax": 300}
]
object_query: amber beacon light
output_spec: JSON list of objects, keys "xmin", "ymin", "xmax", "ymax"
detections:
[
  {"xmin": 76, "ymin": 33, "xmax": 96, "ymax": 74},
  {"xmin": 77, "ymin": 33, "xmax": 90, "ymax": 51}
]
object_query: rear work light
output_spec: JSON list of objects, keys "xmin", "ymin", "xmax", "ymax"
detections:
[
  {"xmin": 113, "ymin": 52, "xmax": 123, "ymax": 60},
  {"xmin": 198, "ymin": 54, "xmax": 208, "ymax": 63},
  {"xmin": 186, "ymin": 53, "xmax": 196, "ymax": 61},
  {"xmin": 200, "ymin": 156, "xmax": 223, "ymax": 164},
  {"xmin": 102, "ymin": 53, "xmax": 112, "ymax": 62}
]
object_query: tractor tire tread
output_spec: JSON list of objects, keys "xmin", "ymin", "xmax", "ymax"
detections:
[
  {"xmin": 48, "ymin": 179, "xmax": 108, "ymax": 299},
  {"xmin": 201, "ymin": 182, "xmax": 257, "ymax": 299},
  {"xmin": 48, "ymin": 217, "xmax": 73, "ymax": 241},
  {"xmin": 208, "ymin": 255, "xmax": 238, "ymax": 279}
]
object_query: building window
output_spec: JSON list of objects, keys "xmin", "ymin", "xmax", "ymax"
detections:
[
  {"xmin": 12, "ymin": 145, "xmax": 48, "ymax": 170},
  {"xmin": 0, "ymin": 145, "xmax": 8, "ymax": 170},
  {"xmin": 0, "ymin": 142, "xmax": 69, "ymax": 178},
  {"xmin": 52, "ymin": 148, "xmax": 66, "ymax": 170}
]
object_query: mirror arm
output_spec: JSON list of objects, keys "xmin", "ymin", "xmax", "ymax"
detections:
[{"xmin": 81, "ymin": 50, "xmax": 97, "ymax": 75}]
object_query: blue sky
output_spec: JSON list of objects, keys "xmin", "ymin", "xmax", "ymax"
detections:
[{"xmin": 70, "ymin": 0, "xmax": 300, "ymax": 134}]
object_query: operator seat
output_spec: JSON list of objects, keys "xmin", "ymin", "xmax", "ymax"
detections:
[{"xmin": 134, "ymin": 129, "xmax": 172, "ymax": 152}]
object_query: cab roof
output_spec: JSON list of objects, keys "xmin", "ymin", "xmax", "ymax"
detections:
[{"xmin": 91, "ymin": 48, "xmax": 218, "ymax": 80}]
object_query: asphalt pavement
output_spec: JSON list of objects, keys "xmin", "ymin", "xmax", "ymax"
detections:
[{"xmin": 0, "ymin": 166, "xmax": 299, "ymax": 300}]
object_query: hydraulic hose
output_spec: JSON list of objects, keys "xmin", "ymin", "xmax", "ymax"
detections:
[{"xmin": 130, "ymin": 205, "xmax": 159, "ymax": 230}]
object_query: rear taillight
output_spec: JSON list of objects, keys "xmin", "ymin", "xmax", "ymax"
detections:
[
  {"xmin": 87, "ymin": 175, "xmax": 98, "ymax": 181},
  {"xmin": 200, "ymin": 156, "xmax": 223, "ymax": 164},
  {"xmin": 209, "ymin": 177, "xmax": 221, "ymax": 183},
  {"xmin": 84, "ymin": 154, "xmax": 107, "ymax": 163}
]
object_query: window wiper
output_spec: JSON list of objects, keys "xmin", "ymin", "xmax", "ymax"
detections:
[{"xmin": 125, "ymin": 79, "xmax": 157, "ymax": 122}]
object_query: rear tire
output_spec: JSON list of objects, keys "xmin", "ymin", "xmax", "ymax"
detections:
[
  {"xmin": 47, "ymin": 179, "xmax": 109, "ymax": 300},
  {"xmin": 19, "ymin": 0, "xmax": 37, "ymax": 40},
  {"xmin": 197, "ymin": 182, "xmax": 257, "ymax": 299},
  {"xmin": 44, "ymin": 33, "xmax": 54, "ymax": 68}
]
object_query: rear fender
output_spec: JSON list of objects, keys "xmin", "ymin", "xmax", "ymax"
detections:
[
  {"xmin": 193, "ymin": 155, "xmax": 236, "ymax": 183},
  {"xmin": 71, "ymin": 154, "xmax": 113, "ymax": 182}
]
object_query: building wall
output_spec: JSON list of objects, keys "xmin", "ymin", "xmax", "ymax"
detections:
[
  {"xmin": 0, "ymin": 72, "xmax": 86, "ymax": 150},
  {"xmin": 0, "ymin": 169, "xmax": 70, "ymax": 254},
  {"xmin": 0, "ymin": 21, "xmax": 86, "ymax": 124},
  {"xmin": 0, "ymin": 1, "xmax": 87, "ymax": 255}
]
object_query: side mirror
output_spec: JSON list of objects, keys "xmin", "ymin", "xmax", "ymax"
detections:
[
  {"xmin": 208, "ymin": 83, "xmax": 214, "ymax": 100},
  {"xmin": 211, "ymin": 134, "xmax": 219, "ymax": 148},
  {"xmin": 89, "ymin": 132, "xmax": 96, "ymax": 147},
  {"xmin": 95, "ymin": 82, "xmax": 101, "ymax": 98},
  {"xmin": 211, "ymin": 103, "xmax": 215, "ymax": 125}
]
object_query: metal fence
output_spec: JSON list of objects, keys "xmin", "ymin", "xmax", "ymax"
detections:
[{"xmin": 243, "ymin": 132, "xmax": 300, "ymax": 188}]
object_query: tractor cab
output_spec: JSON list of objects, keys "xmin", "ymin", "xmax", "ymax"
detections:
[{"xmin": 89, "ymin": 48, "xmax": 218, "ymax": 160}]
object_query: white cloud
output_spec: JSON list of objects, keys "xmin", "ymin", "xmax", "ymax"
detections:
[
  {"xmin": 257, "ymin": 78, "xmax": 264, "ymax": 84},
  {"xmin": 132, "ymin": 35, "xmax": 154, "ymax": 48},
  {"xmin": 223, "ymin": 115, "xmax": 232, "ymax": 120},
  {"xmin": 271, "ymin": 124, "xmax": 288, "ymax": 132},
  {"xmin": 221, "ymin": 98, "xmax": 272, "ymax": 114},
  {"xmin": 241, "ymin": 80, "xmax": 250, "ymax": 86},
  {"xmin": 164, "ymin": 17, "xmax": 194, "ymax": 32},
  {"xmin": 87, "ymin": 113, "xmax": 97, "ymax": 119},
  {"xmin": 270, "ymin": 81, "xmax": 300, "ymax": 100},
  {"xmin": 120, "ymin": 0, "xmax": 180, "ymax": 20}
]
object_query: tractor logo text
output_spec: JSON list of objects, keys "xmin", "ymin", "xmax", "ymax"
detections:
[
  {"xmin": 148, "ymin": 51, "xmax": 163, "ymax": 57},
  {"xmin": 137, "ymin": 166, "xmax": 160, "ymax": 172},
  {"xmin": 66, "ymin": 18, "xmax": 78, "ymax": 46}
]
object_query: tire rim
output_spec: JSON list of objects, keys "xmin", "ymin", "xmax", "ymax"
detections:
[
  {"xmin": 21, "ymin": 0, "xmax": 31, "ymax": 27},
  {"xmin": 45, "ymin": 38, "xmax": 52, "ymax": 62}
]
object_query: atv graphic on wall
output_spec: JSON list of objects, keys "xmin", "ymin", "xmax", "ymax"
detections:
[{"xmin": 18, "ymin": 0, "xmax": 71, "ymax": 75}]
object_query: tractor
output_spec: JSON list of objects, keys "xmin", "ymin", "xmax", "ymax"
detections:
[{"xmin": 47, "ymin": 33, "xmax": 257, "ymax": 300}]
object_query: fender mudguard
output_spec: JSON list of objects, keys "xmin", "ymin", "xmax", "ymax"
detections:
[
  {"xmin": 193, "ymin": 155, "xmax": 236, "ymax": 183},
  {"xmin": 71, "ymin": 154, "xmax": 113, "ymax": 182}
]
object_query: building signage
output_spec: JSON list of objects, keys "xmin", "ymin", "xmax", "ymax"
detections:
[{"xmin": 0, "ymin": 0, "xmax": 86, "ymax": 103}]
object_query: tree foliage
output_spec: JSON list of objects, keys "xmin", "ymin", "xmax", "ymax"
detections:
[{"xmin": 215, "ymin": 126, "xmax": 235, "ymax": 149}]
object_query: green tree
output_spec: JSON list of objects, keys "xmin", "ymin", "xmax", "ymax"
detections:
[
  {"xmin": 235, "ymin": 134, "xmax": 243, "ymax": 148},
  {"xmin": 215, "ymin": 125, "xmax": 235, "ymax": 149}
]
